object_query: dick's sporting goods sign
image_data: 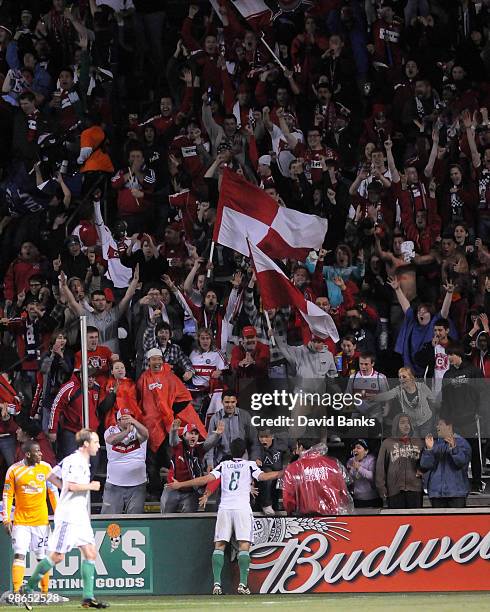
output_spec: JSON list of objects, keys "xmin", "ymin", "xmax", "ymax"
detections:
[
  {"xmin": 0, "ymin": 514, "xmax": 488, "ymax": 595},
  {"xmin": 15, "ymin": 522, "xmax": 153, "ymax": 595}
]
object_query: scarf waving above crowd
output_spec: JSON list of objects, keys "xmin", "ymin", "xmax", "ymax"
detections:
[
  {"xmin": 137, "ymin": 364, "xmax": 206, "ymax": 452},
  {"xmin": 213, "ymin": 169, "xmax": 328, "ymax": 260}
]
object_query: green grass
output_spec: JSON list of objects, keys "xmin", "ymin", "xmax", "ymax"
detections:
[{"xmin": 1, "ymin": 593, "xmax": 489, "ymax": 612}]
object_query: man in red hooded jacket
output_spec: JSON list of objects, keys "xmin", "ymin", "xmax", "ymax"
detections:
[
  {"xmin": 282, "ymin": 439, "xmax": 353, "ymax": 515},
  {"xmin": 137, "ymin": 347, "xmax": 206, "ymax": 496}
]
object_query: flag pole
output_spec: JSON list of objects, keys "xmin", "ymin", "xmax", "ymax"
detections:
[
  {"xmin": 207, "ymin": 241, "xmax": 215, "ymax": 278},
  {"xmin": 80, "ymin": 314, "xmax": 91, "ymax": 512},
  {"xmin": 80, "ymin": 315, "xmax": 90, "ymax": 429},
  {"xmin": 260, "ymin": 33, "xmax": 286, "ymax": 72},
  {"xmin": 264, "ymin": 310, "xmax": 276, "ymax": 347}
]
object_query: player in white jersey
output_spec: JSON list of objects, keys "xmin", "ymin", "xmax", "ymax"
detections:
[
  {"xmin": 22, "ymin": 429, "xmax": 109, "ymax": 610},
  {"xmin": 167, "ymin": 438, "xmax": 283, "ymax": 595}
]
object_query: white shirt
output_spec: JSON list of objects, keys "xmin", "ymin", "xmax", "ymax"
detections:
[
  {"xmin": 53, "ymin": 450, "xmax": 91, "ymax": 525},
  {"xmin": 211, "ymin": 459, "xmax": 262, "ymax": 511},
  {"xmin": 104, "ymin": 426, "xmax": 147, "ymax": 487},
  {"xmin": 433, "ymin": 344, "xmax": 449, "ymax": 396},
  {"xmin": 190, "ymin": 350, "xmax": 227, "ymax": 389}
]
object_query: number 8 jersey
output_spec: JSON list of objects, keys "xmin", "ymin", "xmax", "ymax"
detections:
[{"xmin": 211, "ymin": 459, "xmax": 262, "ymax": 510}]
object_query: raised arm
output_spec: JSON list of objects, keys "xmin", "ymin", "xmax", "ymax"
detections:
[
  {"xmin": 59, "ymin": 272, "xmax": 83, "ymax": 317},
  {"xmin": 384, "ymin": 138, "xmax": 400, "ymax": 183},
  {"xmin": 93, "ymin": 198, "xmax": 111, "ymax": 246},
  {"xmin": 424, "ymin": 127, "xmax": 439, "ymax": 178},
  {"xmin": 276, "ymin": 108, "xmax": 298, "ymax": 149},
  {"xmin": 166, "ymin": 473, "xmax": 217, "ymax": 490},
  {"xmin": 386, "ymin": 276, "xmax": 410, "ymax": 314},
  {"xmin": 118, "ymin": 264, "xmax": 140, "ymax": 313},
  {"xmin": 440, "ymin": 282, "xmax": 454, "ymax": 319},
  {"xmin": 462, "ymin": 109, "xmax": 482, "ymax": 169}
]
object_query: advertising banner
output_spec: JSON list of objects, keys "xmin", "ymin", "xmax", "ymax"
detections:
[
  {"xmin": 249, "ymin": 514, "xmax": 490, "ymax": 593},
  {"xmin": 0, "ymin": 514, "xmax": 488, "ymax": 595}
]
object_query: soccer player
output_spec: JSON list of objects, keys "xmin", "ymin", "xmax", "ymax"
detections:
[
  {"xmin": 167, "ymin": 438, "xmax": 283, "ymax": 595},
  {"xmin": 23, "ymin": 429, "xmax": 109, "ymax": 609},
  {"xmin": 2, "ymin": 441, "xmax": 58, "ymax": 594}
]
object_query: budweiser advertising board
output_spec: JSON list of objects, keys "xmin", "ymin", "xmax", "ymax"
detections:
[{"xmin": 248, "ymin": 515, "xmax": 490, "ymax": 593}]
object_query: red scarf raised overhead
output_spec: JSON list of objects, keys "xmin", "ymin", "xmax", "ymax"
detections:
[{"xmin": 137, "ymin": 365, "xmax": 206, "ymax": 452}]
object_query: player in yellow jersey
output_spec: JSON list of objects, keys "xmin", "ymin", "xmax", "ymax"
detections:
[{"xmin": 2, "ymin": 440, "xmax": 59, "ymax": 594}]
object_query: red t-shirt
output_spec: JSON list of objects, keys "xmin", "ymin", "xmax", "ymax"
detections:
[{"xmin": 74, "ymin": 346, "xmax": 113, "ymax": 388}]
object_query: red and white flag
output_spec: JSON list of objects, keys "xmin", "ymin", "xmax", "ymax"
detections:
[
  {"xmin": 210, "ymin": 0, "xmax": 273, "ymax": 30},
  {"xmin": 249, "ymin": 241, "xmax": 339, "ymax": 342},
  {"xmin": 213, "ymin": 168, "xmax": 328, "ymax": 260}
]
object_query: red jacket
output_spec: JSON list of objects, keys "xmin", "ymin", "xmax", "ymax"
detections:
[
  {"xmin": 111, "ymin": 166, "xmax": 155, "ymax": 216},
  {"xmin": 48, "ymin": 375, "xmax": 100, "ymax": 434},
  {"xmin": 372, "ymin": 19, "xmax": 403, "ymax": 66},
  {"xmin": 283, "ymin": 450, "xmax": 352, "ymax": 515},
  {"xmin": 230, "ymin": 341, "xmax": 270, "ymax": 379},
  {"xmin": 395, "ymin": 181, "xmax": 441, "ymax": 253},
  {"xmin": 181, "ymin": 18, "xmax": 221, "ymax": 91},
  {"xmin": 0, "ymin": 375, "xmax": 21, "ymax": 435},
  {"xmin": 4, "ymin": 257, "xmax": 48, "ymax": 302},
  {"xmin": 2, "ymin": 315, "xmax": 51, "ymax": 371}
]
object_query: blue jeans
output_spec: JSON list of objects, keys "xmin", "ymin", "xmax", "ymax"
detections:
[{"xmin": 404, "ymin": 0, "xmax": 429, "ymax": 24}]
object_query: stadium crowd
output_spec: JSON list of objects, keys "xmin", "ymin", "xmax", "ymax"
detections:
[{"xmin": 1, "ymin": 0, "xmax": 490, "ymax": 518}]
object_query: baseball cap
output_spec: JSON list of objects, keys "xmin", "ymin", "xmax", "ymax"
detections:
[
  {"xmin": 116, "ymin": 407, "xmax": 133, "ymax": 420},
  {"xmin": 183, "ymin": 423, "xmax": 199, "ymax": 435},
  {"xmin": 242, "ymin": 325, "xmax": 257, "ymax": 339},
  {"xmin": 372, "ymin": 104, "xmax": 387, "ymax": 117},
  {"xmin": 146, "ymin": 348, "xmax": 163, "ymax": 359},
  {"xmin": 258, "ymin": 155, "xmax": 272, "ymax": 166},
  {"xmin": 65, "ymin": 235, "xmax": 81, "ymax": 247}
]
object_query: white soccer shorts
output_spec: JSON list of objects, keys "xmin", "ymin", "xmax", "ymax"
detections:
[
  {"xmin": 11, "ymin": 524, "xmax": 50, "ymax": 558},
  {"xmin": 214, "ymin": 508, "xmax": 254, "ymax": 543},
  {"xmin": 48, "ymin": 520, "xmax": 95, "ymax": 554}
]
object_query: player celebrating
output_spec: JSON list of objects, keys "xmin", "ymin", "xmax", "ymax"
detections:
[
  {"xmin": 167, "ymin": 438, "xmax": 283, "ymax": 595},
  {"xmin": 23, "ymin": 429, "xmax": 109, "ymax": 609},
  {"xmin": 2, "ymin": 441, "xmax": 58, "ymax": 595}
]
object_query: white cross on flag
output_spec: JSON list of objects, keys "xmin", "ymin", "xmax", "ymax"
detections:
[{"xmin": 213, "ymin": 168, "xmax": 328, "ymax": 260}]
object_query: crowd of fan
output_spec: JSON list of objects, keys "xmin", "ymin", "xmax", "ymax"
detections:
[{"xmin": 0, "ymin": 0, "xmax": 490, "ymax": 516}]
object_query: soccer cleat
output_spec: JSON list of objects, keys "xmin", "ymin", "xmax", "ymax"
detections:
[
  {"xmin": 81, "ymin": 598, "xmax": 110, "ymax": 609},
  {"xmin": 18, "ymin": 586, "xmax": 33, "ymax": 611},
  {"xmin": 237, "ymin": 583, "xmax": 251, "ymax": 595},
  {"xmin": 212, "ymin": 583, "xmax": 222, "ymax": 595}
]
